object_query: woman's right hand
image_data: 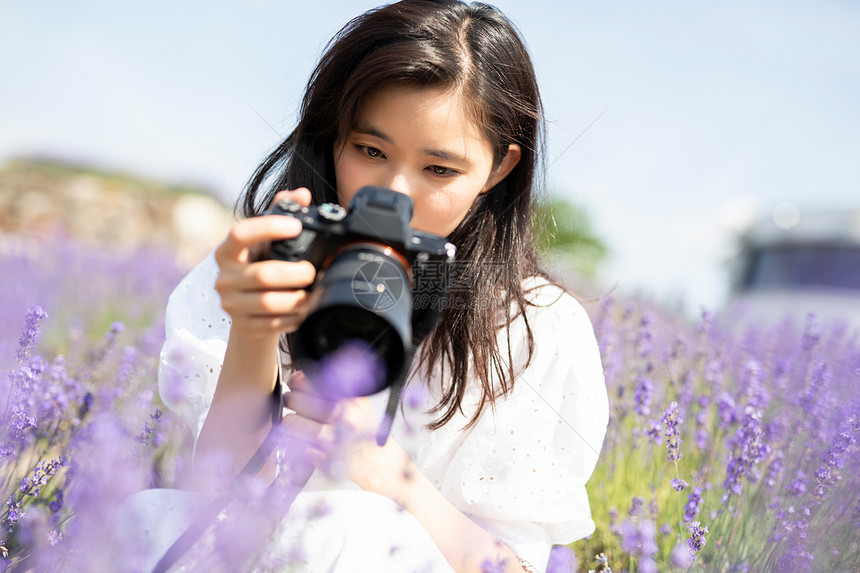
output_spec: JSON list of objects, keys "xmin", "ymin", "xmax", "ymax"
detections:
[{"xmin": 214, "ymin": 188, "xmax": 317, "ymax": 338}]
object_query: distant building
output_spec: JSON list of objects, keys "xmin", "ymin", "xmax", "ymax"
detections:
[{"xmin": 727, "ymin": 208, "xmax": 860, "ymax": 334}]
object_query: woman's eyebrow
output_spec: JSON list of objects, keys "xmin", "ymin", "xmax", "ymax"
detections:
[
  {"xmin": 424, "ymin": 147, "xmax": 470, "ymax": 166},
  {"xmin": 353, "ymin": 124, "xmax": 392, "ymax": 143},
  {"xmin": 352, "ymin": 123, "xmax": 471, "ymax": 166}
]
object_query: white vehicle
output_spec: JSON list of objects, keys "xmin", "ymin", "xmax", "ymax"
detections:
[{"xmin": 727, "ymin": 209, "xmax": 860, "ymax": 335}]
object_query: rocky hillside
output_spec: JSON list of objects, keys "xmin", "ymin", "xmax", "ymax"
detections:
[{"xmin": 0, "ymin": 158, "xmax": 236, "ymax": 267}]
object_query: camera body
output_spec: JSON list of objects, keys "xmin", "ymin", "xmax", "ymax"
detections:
[{"xmin": 264, "ymin": 186, "xmax": 455, "ymax": 398}]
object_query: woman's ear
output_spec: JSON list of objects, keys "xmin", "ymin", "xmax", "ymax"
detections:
[{"xmin": 481, "ymin": 143, "xmax": 522, "ymax": 193}]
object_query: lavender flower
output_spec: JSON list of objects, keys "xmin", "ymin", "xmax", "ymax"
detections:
[
  {"xmin": 0, "ymin": 443, "xmax": 15, "ymax": 462},
  {"xmin": 546, "ymin": 545, "xmax": 577, "ymax": 573},
  {"xmin": 3, "ymin": 496, "xmax": 24, "ymax": 532},
  {"xmin": 716, "ymin": 392, "xmax": 738, "ymax": 430},
  {"xmin": 608, "ymin": 507, "xmax": 619, "ymax": 533},
  {"xmin": 645, "ymin": 420, "xmax": 663, "ymax": 446},
  {"xmin": 698, "ymin": 309, "xmax": 714, "ymax": 335},
  {"xmin": 592, "ymin": 552, "xmax": 612, "ymax": 573},
  {"xmin": 671, "ymin": 477, "xmax": 689, "ymax": 491},
  {"xmin": 695, "ymin": 427, "xmax": 709, "ymax": 450},
  {"xmin": 305, "ymin": 341, "xmax": 386, "ymax": 399},
  {"xmin": 104, "ymin": 321, "xmax": 126, "ymax": 342},
  {"xmin": 618, "ymin": 519, "xmax": 658, "ymax": 573},
  {"xmin": 800, "ymin": 313, "xmax": 821, "ymax": 352},
  {"xmin": 683, "ymin": 487, "xmax": 703, "ymax": 522},
  {"xmin": 635, "ymin": 312, "xmax": 655, "ymax": 360},
  {"xmin": 687, "ymin": 521, "xmax": 708, "ymax": 555},
  {"xmin": 628, "ymin": 496, "xmax": 645, "ymax": 517},
  {"xmin": 764, "ymin": 450, "xmax": 784, "ymax": 489},
  {"xmin": 16, "ymin": 306, "xmax": 48, "ymax": 364},
  {"xmin": 740, "ymin": 359, "xmax": 769, "ymax": 410},
  {"xmin": 19, "ymin": 458, "xmax": 64, "ymax": 497},
  {"xmin": 800, "ymin": 361, "xmax": 830, "ymax": 419},
  {"xmin": 853, "ymin": 498, "xmax": 860, "ymax": 529},
  {"xmin": 661, "ymin": 402, "xmax": 683, "ymax": 463},
  {"xmin": 721, "ymin": 406, "xmax": 768, "ymax": 503},
  {"xmin": 704, "ymin": 358, "xmax": 724, "ymax": 388},
  {"xmin": 787, "ymin": 476, "xmax": 806, "ymax": 497},
  {"xmin": 670, "ymin": 542, "xmax": 695, "ymax": 568},
  {"xmin": 812, "ymin": 416, "xmax": 858, "ymax": 499},
  {"xmin": 633, "ymin": 374, "xmax": 654, "ymax": 417}
]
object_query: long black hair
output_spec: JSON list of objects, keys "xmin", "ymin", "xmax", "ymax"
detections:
[{"xmin": 242, "ymin": 0, "xmax": 548, "ymax": 428}]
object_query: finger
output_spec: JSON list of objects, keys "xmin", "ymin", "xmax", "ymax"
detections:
[
  {"xmin": 220, "ymin": 289, "xmax": 310, "ymax": 317},
  {"xmin": 285, "ymin": 390, "xmax": 339, "ymax": 424},
  {"xmin": 285, "ymin": 370, "xmax": 335, "ymax": 400},
  {"xmin": 286, "ymin": 370, "xmax": 314, "ymax": 393},
  {"xmin": 216, "ymin": 216, "xmax": 304, "ymax": 264},
  {"xmin": 277, "ymin": 432, "xmax": 327, "ymax": 478},
  {"xmin": 271, "ymin": 187, "xmax": 312, "ymax": 209},
  {"xmin": 244, "ymin": 260, "xmax": 316, "ymax": 290},
  {"xmin": 216, "ymin": 259, "xmax": 316, "ymax": 294},
  {"xmin": 230, "ymin": 315, "xmax": 306, "ymax": 336},
  {"xmin": 281, "ymin": 412, "xmax": 335, "ymax": 451}
]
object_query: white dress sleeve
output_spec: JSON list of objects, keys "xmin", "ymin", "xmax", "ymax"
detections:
[{"xmin": 157, "ymin": 253, "xmax": 231, "ymax": 447}]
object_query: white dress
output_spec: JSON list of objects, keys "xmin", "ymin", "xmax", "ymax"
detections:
[{"xmin": 135, "ymin": 253, "xmax": 608, "ymax": 572}]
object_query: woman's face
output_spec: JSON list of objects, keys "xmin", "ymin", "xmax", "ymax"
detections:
[{"xmin": 334, "ymin": 85, "xmax": 520, "ymax": 237}]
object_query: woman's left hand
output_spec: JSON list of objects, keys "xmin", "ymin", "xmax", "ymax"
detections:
[
  {"xmin": 283, "ymin": 371, "xmax": 525, "ymax": 572},
  {"xmin": 281, "ymin": 370, "xmax": 411, "ymax": 496}
]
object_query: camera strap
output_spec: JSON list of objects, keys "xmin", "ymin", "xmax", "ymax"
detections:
[
  {"xmin": 149, "ymin": 362, "xmax": 287, "ymax": 573},
  {"xmin": 375, "ymin": 342, "xmax": 417, "ymax": 446},
  {"xmin": 152, "ymin": 341, "xmax": 418, "ymax": 571}
]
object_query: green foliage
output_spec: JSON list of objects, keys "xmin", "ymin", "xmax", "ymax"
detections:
[{"xmin": 532, "ymin": 197, "xmax": 607, "ymax": 278}]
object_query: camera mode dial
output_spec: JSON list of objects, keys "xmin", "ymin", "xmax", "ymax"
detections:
[
  {"xmin": 276, "ymin": 199, "xmax": 303, "ymax": 214},
  {"xmin": 319, "ymin": 203, "xmax": 347, "ymax": 222}
]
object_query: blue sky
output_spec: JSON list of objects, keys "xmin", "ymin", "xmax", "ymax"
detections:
[{"xmin": 3, "ymin": 1, "xmax": 859, "ymax": 313}]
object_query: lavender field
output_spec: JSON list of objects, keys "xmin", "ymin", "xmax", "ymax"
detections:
[
  {"xmin": 0, "ymin": 235, "xmax": 188, "ymax": 570},
  {"xmin": 578, "ymin": 295, "xmax": 860, "ymax": 571},
  {"xmin": 1, "ymin": 235, "xmax": 858, "ymax": 572}
]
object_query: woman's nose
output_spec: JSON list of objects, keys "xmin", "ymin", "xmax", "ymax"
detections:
[{"xmin": 384, "ymin": 172, "xmax": 412, "ymax": 198}]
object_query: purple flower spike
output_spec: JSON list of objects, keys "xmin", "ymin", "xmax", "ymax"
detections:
[
  {"xmin": 545, "ymin": 545, "xmax": 577, "ymax": 573},
  {"xmin": 618, "ymin": 519, "xmax": 658, "ymax": 568},
  {"xmin": 646, "ymin": 420, "xmax": 663, "ymax": 446},
  {"xmin": 671, "ymin": 477, "xmax": 689, "ymax": 491},
  {"xmin": 670, "ymin": 542, "xmax": 695, "ymax": 567},
  {"xmin": 800, "ymin": 313, "xmax": 821, "ymax": 351},
  {"xmin": 683, "ymin": 487, "xmax": 703, "ymax": 522},
  {"xmin": 721, "ymin": 406, "xmax": 768, "ymax": 503},
  {"xmin": 628, "ymin": 496, "xmax": 645, "ymax": 517},
  {"xmin": 16, "ymin": 306, "xmax": 48, "ymax": 364},
  {"xmin": 687, "ymin": 521, "xmax": 709, "ymax": 555},
  {"xmin": 661, "ymin": 402, "xmax": 683, "ymax": 463},
  {"xmin": 812, "ymin": 416, "xmax": 858, "ymax": 499},
  {"xmin": 634, "ymin": 375, "xmax": 653, "ymax": 417}
]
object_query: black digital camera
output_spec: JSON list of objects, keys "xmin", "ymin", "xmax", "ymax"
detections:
[{"xmin": 264, "ymin": 186, "xmax": 455, "ymax": 407}]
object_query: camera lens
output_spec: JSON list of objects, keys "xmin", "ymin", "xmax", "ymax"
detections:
[{"xmin": 292, "ymin": 243, "xmax": 412, "ymax": 396}]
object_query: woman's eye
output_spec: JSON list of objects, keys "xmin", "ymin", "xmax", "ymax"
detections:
[
  {"xmin": 429, "ymin": 165, "xmax": 458, "ymax": 177},
  {"xmin": 357, "ymin": 145, "xmax": 384, "ymax": 158}
]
